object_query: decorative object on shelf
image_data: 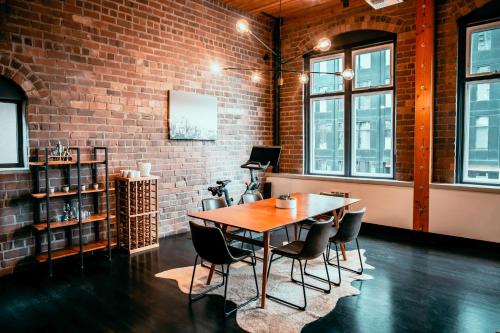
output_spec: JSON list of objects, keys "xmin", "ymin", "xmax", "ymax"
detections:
[
  {"xmin": 62, "ymin": 203, "xmax": 72, "ymax": 221},
  {"xmin": 138, "ymin": 162, "xmax": 152, "ymax": 177},
  {"xmin": 49, "ymin": 187, "xmax": 55, "ymax": 194},
  {"xmin": 209, "ymin": 0, "xmax": 354, "ymax": 86},
  {"xmin": 49, "ymin": 141, "xmax": 72, "ymax": 161},
  {"xmin": 275, "ymin": 193, "xmax": 297, "ymax": 209},
  {"xmin": 116, "ymin": 175, "xmax": 159, "ymax": 254},
  {"xmin": 92, "ymin": 183, "xmax": 99, "ymax": 190},
  {"xmin": 169, "ymin": 90, "xmax": 217, "ymax": 141},
  {"xmin": 30, "ymin": 146, "xmax": 115, "ymax": 277}
]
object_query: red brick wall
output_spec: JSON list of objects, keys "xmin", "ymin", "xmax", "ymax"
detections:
[
  {"xmin": 0, "ymin": 0, "xmax": 273, "ymax": 276},
  {"xmin": 278, "ymin": 0, "xmax": 496, "ymax": 182}
]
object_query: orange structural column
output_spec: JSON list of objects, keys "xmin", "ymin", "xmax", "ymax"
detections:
[{"xmin": 413, "ymin": 0, "xmax": 434, "ymax": 232}]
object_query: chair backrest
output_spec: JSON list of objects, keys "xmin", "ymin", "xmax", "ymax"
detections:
[
  {"xmin": 333, "ymin": 208, "xmax": 365, "ymax": 243},
  {"xmin": 299, "ymin": 218, "xmax": 334, "ymax": 260},
  {"xmin": 320, "ymin": 191, "xmax": 350, "ymax": 199},
  {"xmin": 241, "ymin": 192, "xmax": 263, "ymax": 204},
  {"xmin": 189, "ymin": 221, "xmax": 233, "ymax": 265},
  {"xmin": 202, "ymin": 197, "xmax": 227, "ymax": 211}
]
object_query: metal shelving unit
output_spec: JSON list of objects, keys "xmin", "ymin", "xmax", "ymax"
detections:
[{"xmin": 30, "ymin": 146, "xmax": 115, "ymax": 276}]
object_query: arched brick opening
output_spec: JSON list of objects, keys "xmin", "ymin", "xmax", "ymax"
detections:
[
  {"xmin": 297, "ymin": 14, "xmax": 407, "ymax": 53},
  {"xmin": 0, "ymin": 53, "xmax": 49, "ymax": 99}
]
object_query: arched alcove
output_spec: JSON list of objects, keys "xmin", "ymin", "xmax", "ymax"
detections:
[{"xmin": 0, "ymin": 75, "xmax": 28, "ymax": 170}]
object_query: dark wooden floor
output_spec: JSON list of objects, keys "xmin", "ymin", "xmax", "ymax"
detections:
[{"xmin": 1, "ymin": 228, "xmax": 499, "ymax": 333}]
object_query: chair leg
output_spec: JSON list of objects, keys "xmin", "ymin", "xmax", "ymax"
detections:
[
  {"xmin": 267, "ymin": 253, "xmax": 274, "ymax": 280},
  {"xmin": 200, "ymin": 259, "xmax": 224, "ymax": 276},
  {"xmin": 224, "ymin": 256, "xmax": 260, "ymax": 318},
  {"xmin": 302, "ymin": 253, "xmax": 333, "ymax": 291},
  {"xmin": 266, "ymin": 258, "xmax": 307, "ymax": 311},
  {"xmin": 327, "ymin": 242, "xmax": 341, "ymax": 286},
  {"xmin": 284, "ymin": 226, "xmax": 290, "ymax": 242},
  {"xmin": 241, "ymin": 231, "xmax": 247, "ymax": 249},
  {"xmin": 189, "ymin": 256, "xmax": 225, "ymax": 303},
  {"xmin": 327, "ymin": 239, "xmax": 364, "ymax": 275}
]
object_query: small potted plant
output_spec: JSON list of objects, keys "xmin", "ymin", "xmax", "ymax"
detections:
[{"xmin": 275, "ymin": 193, "xmax": 297, "ymax": 209}]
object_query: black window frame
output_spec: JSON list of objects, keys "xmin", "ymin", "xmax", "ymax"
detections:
[
  {"xmin": 456, "ymin": 8, "xmax": 500, "ymax": 186},
  {"xmin": 304, "ymin": 35, "xmax": 397, "ymax": 179},
  {"xmin": 0, "ymin": 78, "xmax": 27, "ymax": 169}
]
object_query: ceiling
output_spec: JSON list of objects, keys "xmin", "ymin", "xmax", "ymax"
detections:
[{"xmin": 223, "ymin": 0, "xmax": 369, "ymax": 19}]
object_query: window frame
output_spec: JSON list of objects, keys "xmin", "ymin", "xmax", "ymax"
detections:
[
  {"xmin": 457, "ymin": 17, "xmax": 500, "ymax": 186},
  {"xmin": 351, "ymin": 90, "xmax": 395, "ymax": 178},
  {"xmin": 0, "ymin": 98, "xmax": 26, "ymax": 169},
  {"xmin": 309, "ymin": 95, "xmax": 345, "ymax": 175},
  {"xmin": 304, "ymin": 38, "xmax": 396, "ymax": 179},
  {"xmin": 352, "ymin": 43, "xmax": 394, "ymax": 91}
]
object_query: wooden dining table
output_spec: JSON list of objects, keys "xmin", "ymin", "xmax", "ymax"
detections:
[{"xmin": 188, "ymin": 192, "xmax": 360, "ymax": 308}]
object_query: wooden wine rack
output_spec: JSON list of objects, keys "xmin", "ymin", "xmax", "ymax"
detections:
[{"xmin": 116, "ymin": 176, "xmax": 159, "ymax": 254}]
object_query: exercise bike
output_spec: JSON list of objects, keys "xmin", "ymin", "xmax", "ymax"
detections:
[
  {"xmin": 205, "ymin": 146, "xmax": 289, "ymax": 260},
  {"xmin": 207, "ymin": 160, "xmax": 269, "ymax": 206}
]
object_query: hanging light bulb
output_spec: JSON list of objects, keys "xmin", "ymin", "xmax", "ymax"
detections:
[
  {"xmin": 236, "ymin": 19, "xmax": 250, "ymax": 34},
  {"xmin": 210, "ymin": 62, "xmax": 221, "ymax": 74},
  {"xmin": 316, "ymin": 37, "xmax": 332, "ymax": 52},
  {"xmin": 278, "ymin": 75, "xmax": 284, "ymax": 86},
  {"xmin": 341, "ymin": 68, "xmax": 354, "ymax": 80},
  {"xmin": 251, "ymin": 72, "xmax": 261, "ymax": 83},
  {"xmin": 299, "ymin": 73, "xmax": 309, "ymax": 84}
]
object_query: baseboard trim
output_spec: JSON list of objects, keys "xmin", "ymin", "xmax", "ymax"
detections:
[{"xmin": 360, "ymin": 222, "xmax": 500, "ymax": 254}]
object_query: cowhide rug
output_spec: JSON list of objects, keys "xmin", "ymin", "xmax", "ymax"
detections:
[{"xmin": 155, "ymin": 248, "xmax": 374, "ymax": 332}]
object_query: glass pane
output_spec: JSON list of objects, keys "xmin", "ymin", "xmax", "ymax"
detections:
[
  {"xmin": 463, "ymin": 81, "xmax": 500, "ymax": 184},
  {"xmin": 310, "ymin": 98, "xmax": 344, "ymax": 174},
  {"xmin": 311, "ymin": 56, "xmax": 343, "ymax": 94},
  {"xmin": 352, "ymin": 93, "xmax": 393, "ymax": 177},
  {"xmin": 0, "ymin": 102, "xmax": 19, "ymax": 164},
  {"xmin": 469, "ymin": 25, "xmax": 500, "ymax": 75},
  {"xmin": 354, "ymin": 47, "xmax": 392, "ymax": 89}
]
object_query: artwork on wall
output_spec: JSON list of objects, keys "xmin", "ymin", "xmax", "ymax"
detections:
[{"xmin": 169, "ymin": 90, "xmax": 218, "ymax": 140}]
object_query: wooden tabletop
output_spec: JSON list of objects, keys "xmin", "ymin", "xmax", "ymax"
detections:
[{"xmin": 188, "ymin": 192, "xmax": 360, "ymax": 233}]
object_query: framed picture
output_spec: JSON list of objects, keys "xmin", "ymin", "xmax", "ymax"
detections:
[{"xmin": 169, "ymin": 90, "xmax": 218, "ymax": 140}]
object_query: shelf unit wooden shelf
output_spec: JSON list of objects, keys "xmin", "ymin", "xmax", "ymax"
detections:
[
  {"xmin": 116, "ymin": 176, "xmax": 159, "ymax": 254},
  {"xmin": 32, "ymin": 213, "xmax": 116, "ymax": 232},
  {"xmin": 35, "ymin": 240, "xmax": 117, "ymax": 263},
  {"xmin": 30, "ymin": 184, "xmax": 112, "ymax": 199},
  {"xmin": 30, "ymin": 147, "xmax": 115, "ymax": 275}
]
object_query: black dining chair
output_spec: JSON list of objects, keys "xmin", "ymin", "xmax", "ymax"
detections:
[
  {"xmin": 188, "ymin": 221, "xmax": 259, "ymax": 317},
  {"xmin": 202, "ymin": 197, "xmax": 227, "ymax": 212},
  {"xmin": 326, "ymin": 208, "xmax": 366, "ymax": 286},
  {"xmin": 265, "ymin": 218, "xmax": 334, "ymax": 311},
  {"xmin": 298, "ymin": 191, "xmax": 350, "ymax": 240},
  {"xmin": 241, "ymin": 192, "xmax": 290, "ymax": 243}
]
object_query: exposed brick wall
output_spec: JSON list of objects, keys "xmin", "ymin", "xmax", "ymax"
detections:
[
  {"xmin": 279, "ymin": 0, "xmax": 497, "ymax": 183},
  {"xmin": 0, "ymin": 0, "xmax": 273, "ymax": 276}
]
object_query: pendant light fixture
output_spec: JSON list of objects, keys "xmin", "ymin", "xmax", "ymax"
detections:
[{"xmin": 216, "ymin": 0, "xmax": 354, "ymax": 85}]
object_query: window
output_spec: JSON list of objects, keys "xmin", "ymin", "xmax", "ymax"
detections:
[
  {"xmin": 0, "ymin": 76, "xmax": 28, "ymax": 170},
  {"xmin": 306, "ymin": 39, "xmax": 395, "ymax": 178},
  {"xmin": 474, "ymin": 116, "xmax": 489, "ymax": 149},
  {"xmin": 459, "ymin": 20, "xmax": 500, "ymax": 185}
]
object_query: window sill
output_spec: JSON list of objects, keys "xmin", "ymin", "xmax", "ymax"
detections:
[
  {"xmin": 0, "ymin": 167, "xmax": 29, "ymax": 174},
  {"xmin": 265, "ymin": 173, "xmax": 412, "ymax": 188},
  {"xmin": 430, "ymin": 183, "xmax": 500, "ymax": 194}
]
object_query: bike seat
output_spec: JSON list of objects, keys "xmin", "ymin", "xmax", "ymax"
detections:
[{"xmin": 216, "ymin": 179, "xmax": 231, "ymax": 186}]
